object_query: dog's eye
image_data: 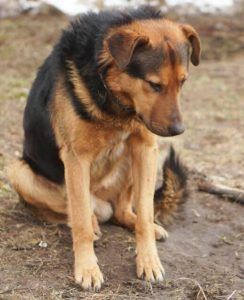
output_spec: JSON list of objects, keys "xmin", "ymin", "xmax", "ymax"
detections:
[
  {"xmin": 147, "ymin": 81, "xmax": 162, "ymax": 93},
  {"xmin": 180, "ymin": 78, "xmax": 187, "ymax": 87}
]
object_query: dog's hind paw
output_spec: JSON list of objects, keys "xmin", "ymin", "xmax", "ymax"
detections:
[{"xmin": 154, "ymin": 223, "xmax": 168, "ymax": 241}]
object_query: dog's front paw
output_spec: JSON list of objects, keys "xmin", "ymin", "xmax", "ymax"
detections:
[
  {"xmin": 136, "ymin": 250, "xmax": 165, "ymax": 283},
  {"xmin": 154, "ymin": 223, "xmax": 168, "ymax": 241},
  {"xmin": 75, "ymin": 256, "xmax": 104, "ymax": 291}
]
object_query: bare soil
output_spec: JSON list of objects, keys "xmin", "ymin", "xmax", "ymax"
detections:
[{"xmin": 0, "ymin": 12, "xmax": 243, "ymax": 300}]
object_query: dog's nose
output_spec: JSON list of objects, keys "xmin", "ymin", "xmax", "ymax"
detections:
[{"xmin": 168, "ymin": 123, "xmax": 185, "ymax": 136}]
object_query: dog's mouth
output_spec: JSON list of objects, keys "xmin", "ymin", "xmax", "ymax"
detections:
[{"xmin": 138, "ymin": 115, "xmax": 185, "ymax": 137}]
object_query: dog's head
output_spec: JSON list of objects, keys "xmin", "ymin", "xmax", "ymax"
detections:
[{"xmin": 100, "ymin": 19, "xmax": 201, "ymax": 136}]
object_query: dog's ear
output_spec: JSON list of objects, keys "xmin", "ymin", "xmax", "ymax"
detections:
[
  {"xmin": 181, "ymin": 24, "xmax": 201, "ymax": 66},
  {"xmin": 106, "ymin": 30, "xmax": 149, "ymax": 70}
]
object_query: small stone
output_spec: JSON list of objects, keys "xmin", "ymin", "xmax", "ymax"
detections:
[
  {"xmin": 14, "ymin": 150, "xmax": 20, "ymax": 157},
  {"xmin": 38, "ymin": 241, "xmax": 48, "ymax": 248}
]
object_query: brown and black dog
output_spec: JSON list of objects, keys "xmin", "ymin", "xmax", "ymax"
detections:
[{"xmin": 7, "ymin": 6, "xmax": 200, "ymax": 291}]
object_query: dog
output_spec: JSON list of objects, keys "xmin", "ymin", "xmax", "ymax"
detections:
[{"xmin": 7, "ymin": 6, "xmax": 200, "ymax": 291}]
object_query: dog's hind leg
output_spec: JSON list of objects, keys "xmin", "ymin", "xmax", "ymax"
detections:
[
  {"xmin": 113, "ymin": 185, "xmax": 137, "ymax": 229},
  {"xmin": 113, "ymin": 185, "xmax": 168, "ymax": 241},
  {"xmin": 7, "ymin": 159, "xmax": 67, "ymax": 222}
]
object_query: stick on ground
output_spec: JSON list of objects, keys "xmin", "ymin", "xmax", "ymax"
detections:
[{"xmin": 198, "ymin": 180, "xmax": 244, "ymax": 204}]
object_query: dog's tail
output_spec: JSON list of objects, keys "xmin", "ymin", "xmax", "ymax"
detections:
[{"xmin": 154, "ymin": 146, "xmax": 188, "ymax": 225}]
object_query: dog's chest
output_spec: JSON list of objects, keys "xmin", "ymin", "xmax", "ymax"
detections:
[{"xmin": 90, "ymin": 131, "xmax": 131, "ymax": 190}]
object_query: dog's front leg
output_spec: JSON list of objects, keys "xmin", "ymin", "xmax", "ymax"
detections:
[
  {"xmin": 61, "ymin": 148, "xmax": 103, "ymax": 291},
  {"xmin": 130, "ymin": 132, "xmax": 165, "ymax": 283}
]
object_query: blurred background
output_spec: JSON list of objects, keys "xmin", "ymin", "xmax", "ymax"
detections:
[{"xmin": 0, "ymin": 1, "xmax": 243, "ymax": 299}]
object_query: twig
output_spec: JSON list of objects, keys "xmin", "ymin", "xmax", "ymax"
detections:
[
  {"xmin": 177, "ymin": 277, "xmax": 208, "ymax": 300},
  {"xmin": 226, "ymin": 290, "xmax": 236, "ymax": 300},
  {"xmin": 198, "ymin": 180, "xmax": 244, "ymax": 204}
]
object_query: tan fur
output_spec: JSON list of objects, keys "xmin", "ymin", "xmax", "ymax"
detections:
[
  {"xmin": 100, "ymin": 18, "xmax": 201, "ymax": 136},
  {"xmin": 67, "ymin": 61, "xmax": 105, "ymax": 120},
  {"xmin": 7, "ymin": 160, "xmax": 67, "ymax": 214},
  {"xmin": 51, "ymin": 80, "xmax": 170, "ymax": 287}
]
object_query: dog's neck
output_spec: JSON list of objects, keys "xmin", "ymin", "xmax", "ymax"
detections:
[{"xmin": 99, "ymin": 71, "xmax": 136, "ymax": 119}]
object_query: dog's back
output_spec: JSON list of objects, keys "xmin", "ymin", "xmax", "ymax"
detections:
[{"xmin": 23, "ymin": 54, "xmax": 64, "ymax": 183}]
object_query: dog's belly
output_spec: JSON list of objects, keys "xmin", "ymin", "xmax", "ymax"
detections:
[{"xmin": 90, "ymin": 132, "xmax": 132, "ymax": 200}]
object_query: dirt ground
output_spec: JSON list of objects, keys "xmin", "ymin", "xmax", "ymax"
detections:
[{"xmin": 0, "ymin": 11, "xmax": 244, "ymax": 300}]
